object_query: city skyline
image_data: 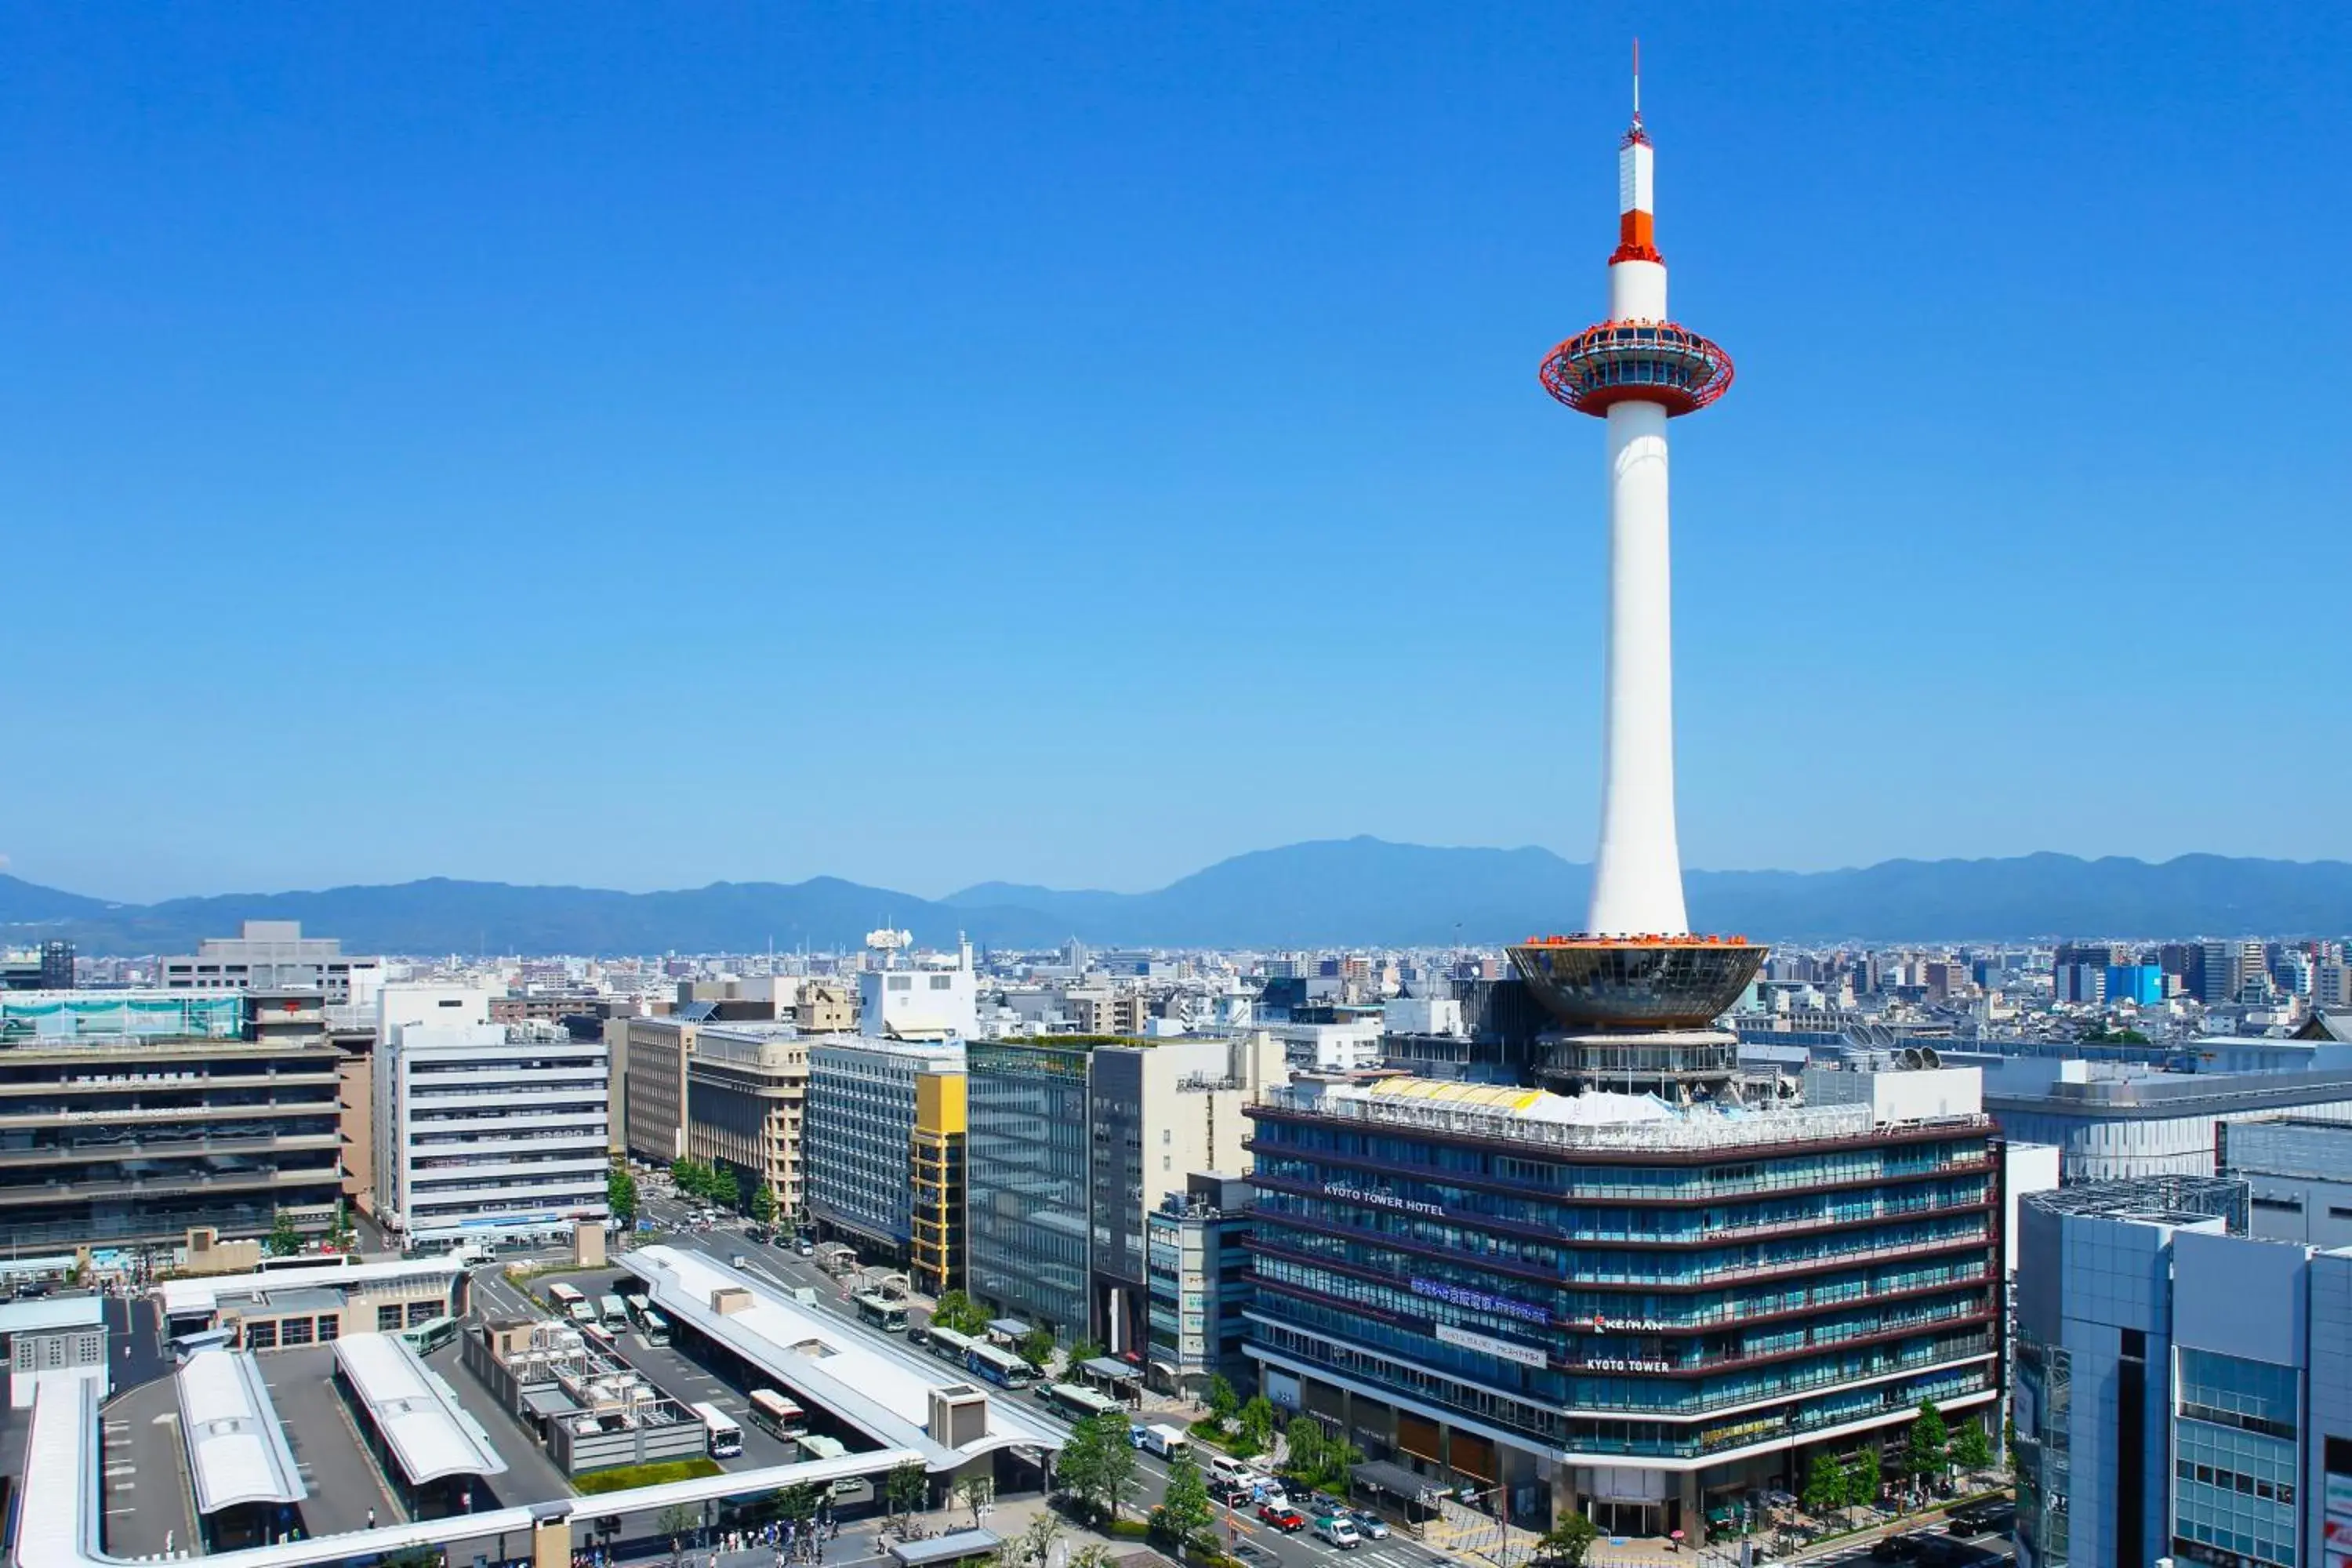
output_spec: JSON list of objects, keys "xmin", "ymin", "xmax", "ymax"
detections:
[{"xmin": 6, "ymin": 6, "xmax": 2347, "ymax": 902}]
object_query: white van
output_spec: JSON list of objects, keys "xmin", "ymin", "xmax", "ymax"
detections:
[{"xmin": 1138, "ymin": 1424, "xmax": 1189, "ymax": 1460}]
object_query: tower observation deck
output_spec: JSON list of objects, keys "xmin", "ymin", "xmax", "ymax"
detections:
[{"xmin": 1508, "ymin": 51, "xmax": 1765, "ymax": 1096}]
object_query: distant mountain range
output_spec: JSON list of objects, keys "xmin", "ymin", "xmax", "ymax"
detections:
[{"xmin": 5, "ymin": 839, "xmax": 2351, "ymax": 955}]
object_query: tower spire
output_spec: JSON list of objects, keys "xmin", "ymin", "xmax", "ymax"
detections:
[{"xmin": 1631, "ymin": 37, "xmax": 1641, "ymax": 128}]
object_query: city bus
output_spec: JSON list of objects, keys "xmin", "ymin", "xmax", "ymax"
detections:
[
  {"xmin": 691, "ymin": 1402, "xmax": 744, "ymax": 1460},
  {"xmin": 854, "ymin": 1293, "xmax": 908, "ymax": 1333},
  {"xmin": 926, "ymin": 1326, "xmax": 974, "ymax": 1367},
  {"xmin": 747, "ymin": 1388, "xmax": 808, "ymax": 1439},
  {"xmin": 1042, "ymin": 1383, "xmax": 1125, "ymax": 1423},
  {"xmin": 625, "ymin": 1294, "xmax": 653, "ymax": 1325},
  {"xmin": 546, "ymin": 1282, "xmax": 586, "ymax": 1313},
  {"xmin": 641, "ymin": 1310, "xmax": 671, "ymax": 1347},
  {"xmin": 599, "ymin": 1294, "xmax": 630, "ymax": 1329},
  {"xmin": 398, "ymin": 1316, "xmax": 458, "ymax": 1356},
  {"xmin": 965, "ymin": 1342, "xmax": 1036, "ymax": 1389}
]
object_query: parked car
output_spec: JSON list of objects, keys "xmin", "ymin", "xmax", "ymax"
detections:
[{"xmin": 1258, "ymin": 1505, "xmax": 1307, "ymax": 1533}]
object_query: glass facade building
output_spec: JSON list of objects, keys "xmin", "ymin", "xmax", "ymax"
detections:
[
  {"xmin": 805, "ymin": 1037, "xmax": 964, "ymax": 1260},
  {"xmin": 1244, "ymin": 1076, "xmax": 2002, "ymax": 1541},
  {"xmin": 2009, "ymin": 1175, "xmax": 2352, "ymax": 1568},
  {"xmin": 967, "ymin": 1040, "xmax": 1094, "ymax": 1333}
]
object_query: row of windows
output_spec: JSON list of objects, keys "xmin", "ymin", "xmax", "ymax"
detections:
[
  {"xmin": 1254, "ymin": 1158, "xmax": 1990, "ymax": 1244},
  {"xmin": 2175, "ymin": 1457, "xmax": 2296, "ymax": 1506},
  {"xmin": 1252, "ymin": 1202, "xmax": 1991, "ymax": 1290},
  {"xmin": 1250, "ymin": 1118, "xmax": 1985, "ymax": 1204}
]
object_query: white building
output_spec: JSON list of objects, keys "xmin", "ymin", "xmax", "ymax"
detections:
[
  {"xmin": 1265, "ymin": 1019, "xmax": 1384, "ymax": 1072},
  {"xmin": 162, "ymin": 920, "xmax": 384, "ymax": 1006},
  {"xmin": 374, "ymin": 985, "xmax": 609, "ymax": 1245},
  {"xmin": 859, "ymin": 943, "xmax": 978, "ymax": 1040}
]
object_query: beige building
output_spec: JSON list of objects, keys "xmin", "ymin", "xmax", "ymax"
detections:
[
  {"xmin": 612, "ymin": 1018, "xmax": 811, "ymax": 1218},
  {"xmin": 157, "ymin": 1256, "xmax": 465, "ymax": 1351},
  {"xmin": 796, "ymin": 982, "xmax": 854, "ymax": 1033},
  {"xmin": 688, "ymin": 1025, "xmax": 811, "ymax": 1219}
]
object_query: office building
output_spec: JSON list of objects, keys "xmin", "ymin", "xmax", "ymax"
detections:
[
  {"xmin": 805, "ymin": 1036, "xmax": 964, "ymax": 1261},
  {"xmin": 0, "ymin": 1024, "xmax": 343, "ymax": 1253},
  {"xmin": 1981, "ymin": 1056, "xmax": 2352, "ymax": 1181},
  {"xmin": 612, "ymin": 1015, "xmax": 811, "ymax": 1216},
  {"xmin": 1145, "ymin": 1172, "xmax": 1255, "ymax": 1401},
  {"xmin": 375, "ymin": 999, "xmax": 609, "ymax": 1246},
  {"xmin": 2203, "ymin": 939, "xmax": 2266, "ymax": 1007},
  {"xmin": 1246, "ymin": 1069, "xmax": 2005, "ymax": 1539},
  {"xmin": 967, "ymin": 1032, "xmax": 1284, "ymax": 1348},
  {"xmin": 2011, "ymin": 1175, "xmax": 2352, "ymax": 1568},
  {"xmin": 686, "ymin": 1022, "xmax": 810, "ymax": 1218},
  {"xmin": 162, "ymin": 920, "xmax": 383, "ymax": 1005},
  {"xmin": 2221, "ymin": 1117, "xmax": 2352, "ymax": 1248},
  {"xmin": 859, "ymin": 946, "xmax": 978, "ymax": 1041},
  {"xmin": 0, "ymin": 943, "xmax": 74, "ymax": 993}
]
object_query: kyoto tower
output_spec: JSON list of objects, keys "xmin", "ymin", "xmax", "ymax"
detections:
[{"xmin": 1508, "ymin": 49, "xmax": 1766, "ymax": 1102}]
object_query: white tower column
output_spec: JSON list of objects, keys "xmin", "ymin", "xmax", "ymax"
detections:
[{"xmin": 1588, "ymin": 398, "xmax": 1687, "ymax": 936}]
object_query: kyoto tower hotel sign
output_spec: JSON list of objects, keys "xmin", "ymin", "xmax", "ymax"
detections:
[{"xmin": 1509, "ymin": 53, "xmax": 1765, "ymax": 1096}]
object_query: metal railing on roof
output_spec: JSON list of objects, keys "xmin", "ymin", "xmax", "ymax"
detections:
[{"xmin": 1263, "ymin": 1086, "xmax": 1885, "ymax": 1152}]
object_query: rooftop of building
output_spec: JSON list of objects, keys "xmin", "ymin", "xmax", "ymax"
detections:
[
  {"xmin": 622, "ymin": 1243, "xmax": 1063, "ymax": 1471},
  {"xmin": 1259, "ymin": 1072, "xmax": 1980, "ymax": 1152},
  {"xmin": 2220, "ymin": 1117, "xmax": 2352, "ymax": 1179},
  {"xmin": 332, "ymin": 1331, "xmax": 508, "ymax": 1483},
  {"xmin": 176, "ymin": 1348, "xmax": 307, "ymax": 1514},
  {"xmin": 0, "ymin": 1296, "xmax": 107, "ymax": 1334},
  {"xmin": 2024, "ymin": 1174, "xmax": 2249, "ymax": 1229},
  {"xmin": 158, "ymin": 1255, "xmax": 462, "ymax": 1319}
]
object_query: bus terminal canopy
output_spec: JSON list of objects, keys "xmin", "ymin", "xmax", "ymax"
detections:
[
  {"xmin": 1077, "ymin": 1358, "xmax": 1138, "ymax": 1384},
  {"xmin": 986, "ymin": 1319, "xmax": 1033, "ymax": 1339},
  {"xmin": 622, "ymin": 1246, "xmax": 1064, "ymax": 1472},
  {"xmin": 885, "ymin": 1530, "xmax": 1002, "ymax": 1568}
]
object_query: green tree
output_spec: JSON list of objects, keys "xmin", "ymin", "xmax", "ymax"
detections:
[
  {"xmin": 1802, "ymin": 1451, "xmax": 1848, "ymax": 1515},
  {"xmin": 1018, "ymin": 1326, "xmax": 1057, "ymax": 1371},
  {"xmin": 1534, "ymin": 1514, "xmax": 1599, "ymax": 1568},
  {"xmin": 1058, "ymin": 1410, "xmax": 1139, "ymax": 1522},
  {"xmin": 1283, "ymin": 1417, "xmax": 1326, "ymax": 1485},
  {"xmin": 887, "ymin": 1461, "xmax": 927, "ymax": 1522},
  {"xmin": 1158, "ymin": 1448, "xmax": 1215, "ymax": 1556},
  {"xmin": 1018, "ymin": 1511, "xmax": 1062, "ymax": 1568},
  {"xmin": 1069, "ymin": 1336, "xmax": 1105, "ymax": 1371},
  {"xmin": 266, "ymin": 1210, "xmax": 302, "ymax": 1258},
  {"xmin": 1070, "ymin": 1548, "xmax": 1113, "ymax": 1568},
  {"xmin": 1951, "ymin": 1416, "xmax": 1992, "ymax": 1472},
  {"xmin": 1848, "ymin": 1446, "xmax": 1881, "ymax": 1513},
  {"xmin": 670, "ymin": 1156, "xmax": 697, "ymax": 1194},
  {"xmin": 773, "ymin": 1483, "xmax": 822, "ymax": 1523},
  {"xmin": 1204, "ymin": 1374, "xmax": 1239, "ymax": 1426},
  {"xmin": 1907, "ymin": 1398, "xmax": 1950, "ymax": 1481},
  {"xmin": 1236, "ymin": 1396, "xmax": 1276, "ymax": 1457},
  {"xmin": 1316, "ymin": 1434, "xmax": 1365, "ymax": 1495},
  {"xmin": 931, "ymin": 1291, "xmax": 989, "ymax": 1336},
  {"xmin": 608, "ymin": 1165, "xmax": 639, "ymax": 1225},
  {"xmin": 956, "ymin": 1475, "xmax": 993, "ymax": 1528},
  {"xmin": 656, "ymin": 1504, "xmax": 697, "ymax": 1544},
  {"xmin": 750, "ymin": 1185, "xmax": 778, "ymax": 1229}
]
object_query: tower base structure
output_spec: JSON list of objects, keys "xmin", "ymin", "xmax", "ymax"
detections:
[{"xmin": 1506, "ymin": 935, "xmax": 1767, "ymax": 1103}]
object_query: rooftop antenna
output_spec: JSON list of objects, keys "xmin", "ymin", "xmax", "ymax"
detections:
[{"xmin": 1631, "ymin": 37, "xmax": 1642, "ymax": 127}]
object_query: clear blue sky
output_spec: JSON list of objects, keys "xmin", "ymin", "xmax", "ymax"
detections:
[{"xmin": 6, "ymin": 3, "xmax": 2347, "ymax": 903}]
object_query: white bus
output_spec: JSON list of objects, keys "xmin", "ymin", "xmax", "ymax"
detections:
[
  {"xmin": 641, "ymin": 1310, "xmax": 671, "ymax": 1347},
  {"xmin": 854, "ymin": 1293, "xmax": 908, "ymax": 1333},
  {"xmin": 599, "ymin": 1294, "xmax": 630, "ymax": 1329},
  {"xmin": 546, "ymin": 1282, "xmax": 586, "ymax": 1312},
  {"xmin": 625, "ymin": 1294, "xmax": 653, "ymax": 1325},
  {"xmin": 926, "ymin": 1326, "xmax": 975, "ymax": 1366},
  {"xmin": 1043, "ymin": 1383, "xmax": 1125, "ymax": 1422},
  {"xmin": 691, "ymin": 1402, "xmax": 744, "ymax": 1459},
  {"xmin": 398, "ymin": 1316, "xmax": 458, "ymax": 1356},
  {"xmin": 965, "ymin": 1342, "xmax": 1036, "ymax": 1388},
  {"xmin": 747, "ymin": 1388, "xmax": 808, "ymax": 1439}
]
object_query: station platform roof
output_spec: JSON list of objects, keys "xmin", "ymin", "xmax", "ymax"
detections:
[
  {"xmin": 332, "ymin": 1332, "xmax": 508, "ymax": 1484},
  {"xmin": 176, "ymin": 1349, "xmax": 306, "ymax": 1515}
]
